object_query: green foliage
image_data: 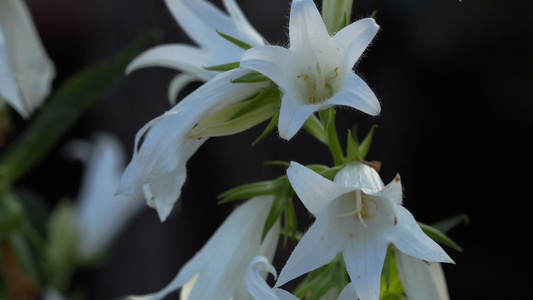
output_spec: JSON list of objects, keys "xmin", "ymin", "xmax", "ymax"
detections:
[
  {"xmin": 203, "ymin": 61, "xmax": 240, "ymax": 71},
  {"xmin": 345, "ymin": 125, "xmax": 378, "ymax": 162},
  {"xmin": 216, "ymin": 30, "xmax": 253, "ymax": 50},
  {"xmin": 303, "ymin": 114, "xmax": 328, "ymax": 145},
  {"xmin": 230, "ymin": 71, "xmax": 270, "ymax": 83},
  {"xmin": 0, "ymin": 33, "xmax": 152, "ymax": 183},
  {"xmin": 419, "ymin": 222, "xmax": 463, "ymax": 252},
  {"xmin": 381, "ymin": 247, "xmax": 405, "ymax": 299},
  {"xmin": 294, "ymin": 254, "xmax": 349, "ymax": 300}
]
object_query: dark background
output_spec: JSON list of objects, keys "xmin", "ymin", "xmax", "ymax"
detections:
[{"xmin": 17, "ymin": 0, "xmax": 533, "ymax": 298}]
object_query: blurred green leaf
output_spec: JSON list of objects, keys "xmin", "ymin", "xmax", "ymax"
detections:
[
  {"xmin": 203, "ymin": 61, "xmax": 239, "ymax": 71},
  {"xmin": 0, "ymin": 33, "xmax": 152, "ymax": 183},
  {"xmin": 432, "ymin": 213, "xmax": 470, "ymax": 234},
  {"xmin": 294, "ymin": 254, "xmax": 348, "ymax": 300},
  {"xmin": 419, "ymin": 222, "xmax": 463, "ymax": 252},
  {"xmin": 216, "ymin": 30, "xmax": 252, "ymax": 50}
]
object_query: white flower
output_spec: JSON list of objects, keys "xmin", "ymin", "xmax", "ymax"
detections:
[
  {"xmin": 127, "ymin": 0, "xmax": 264, "ymax": 102},
  {"xmin": 0, "ymin": 0, "xmax": 54, "ymax": 118},
  {"xmin": 282, "ymin": 161, "xmax": 453, "ymax": 300},
  {"xmin": 66, "ymin": 134, "xmax": 145, "ymax": 261},
  {"xmin": 128, "ymin": 196, "xmax": 280, "ymax": 300},
  {"xmin": 240, "ymin": 0, "xmax": 380, "ymax": 140},
  {"xmin": 117, "ymin": 69, "xmax": 267, "ymax": 221},
  {"xmin": 246, "ymin": 256, "xmax": 359, "ymax": 300},
  {"xmin": 395, "ymin": 251, "xmax": 450, "ymax": 300}
]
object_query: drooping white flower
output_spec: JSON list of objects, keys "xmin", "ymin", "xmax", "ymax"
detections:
[
  {"xmin": 395, "ymin": 251, "xmax": 450, "ymax": 300},
  {"xmin": 240, "ymin": 0, "xmax": 380, "ymax": 140},
  {"xmin": 66, "ymin": 133, "xmax": 144, "ymax": 261},
  {"xmin": 246, "ymin": 256, "xmax": 359, "ymax": 300},
  {"xmin": 282, "ymin": 161, "xmax": 453, "ymax": 300},
  {"xmin": 128, "ymin": 196, "xmax": 280, "ymax": 300},
  {"xmin": 0, "ymin": 0, "xmax": 54, "ymax": 117},
  {"xmin": 117, "ymin": 69, "xmax": 267, "ymax": 221},
  {"xmin": 127, "ymin": 0, "xmax": 265, "ymax": 102}
]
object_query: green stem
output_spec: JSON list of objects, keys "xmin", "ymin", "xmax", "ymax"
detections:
[{"xmin": 319, "ymin": 108, "xmax": 344, "ymax": 166}]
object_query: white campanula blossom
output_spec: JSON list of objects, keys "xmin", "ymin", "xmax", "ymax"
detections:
[
  {"xmin": 0, "ymin": 0, "xmax": 54, "ymax": 118},
  {"xmin": 395, "ymin": 251, "xmax": 450, "ymax": 300},
  {"xmin": 117, "ymin": 69, "xmax": 268, "ymax": 221},
  {"xmin": 245, "ymin": 256, "xmax": 359, "ymax": 300},
  {"xmin": 66, "ymin": 134, "xmax": 144, "ymax": 261},
  {"xmin": 241, "ymin": 0, "xmax": 380, "ymax": 140},
  {"xmin": 127, "ymin": 0, "xmax": 265, "ymax": 102},
  {"xmin": 128, "ymin": 196, "xmax": 280, "ymax": 300},
  {"xmin": 282, "ymin": 162, "xmax": 453, "ymax": 300}
]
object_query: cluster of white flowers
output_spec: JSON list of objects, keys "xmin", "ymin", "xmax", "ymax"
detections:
[{"xmin": 115, "ymin": 0, "xmax": 454, "ymax": 299}]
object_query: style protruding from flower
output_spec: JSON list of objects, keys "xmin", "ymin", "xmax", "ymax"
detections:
[
  {"xmin": 282, "ymin": 161, "xmax": 454, "ymax": 300},
  {"xmin": 127, "ymin": 196, "xmax": 280, "ymax": 300},
  {"xmin": 0, "ymin": 0, "xmax": 55, "ymax": 118},
  {"xmin": 241, "ymin": 0, "xmax": 380, "ymax": 140},
  {"xmin": 126, "ymin": 0, "xmax": 265, "ymax": 102},
  {"xmin": 117, "ymin": 69, "xmax": 268, "ymax": 221}
]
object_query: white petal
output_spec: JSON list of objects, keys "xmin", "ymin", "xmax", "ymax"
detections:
[
  {"xmin": 276, "ymin": 217, "xmax": 339, "ymax": 287},
  {"xmin": 278, "ymin": 95, "xmax": 319, "ymax": 140},
  {"xmin": 118, "ymin": 69, "xmax": 267, "ymax": 219},
  {"xmin": 246, "ymin": 256, "xmax": 280, "ymax": 300},
  {"xmin": 389, "ymin": 206, "xmax": 454, "ymax": 264},
  {"xmin": 328, "ymin": 72, "xmax": 380, "ymax": 116},
  {"xmin": 223, "ymin": 0, "xmax": 265, "ymax": 46},
  {"xmin": 241, "ymin": 45, "xmax": 295, "ymax": 92},
  {"xmin": 342, "ymin": 229, "xmax": 389, "ymax": 300},
  {"xmin": 0, "ymin": 0, "xmax": 54, "ymax": 114},
  {"xmin": 334, "ymin": 162, "xmax": 385, "ymax": 194},
  {"xmin": 395, "ymin": 252, "xmax": 450, "ymax": 300},
  {"xmin": 0, "ymin": 29, "xmax": 26, "ymax": 117},
  {"xmin": 168, "ymin": 73, "xmax": 200, "ymax": 106},
  {"xmin": 129, "ymin": 196, "xmax": 278, "ymax": 300},
  {"xmin": 126, "ymin": 44, "xmax": 212, "ymax": 81},
  {"xmin": 165, "ymin": 0, "xmax": 233, "ymax": 49},
  {"xmin": 333, "ymin": 18, "xmax": 379, "ymax": 67},
  {"xmin": 288, "ymin": 0, "xmax": 330, "ymax": 50},
  {"xmin": 337, "ymin": 283, "xmax": 359, "ymax": 300},
  {"xmin": 66, "ymin": 134, "xmax": 144, "ymax": 260},
  {"xmin": 287, "ymin": 161, "xmax": 352, "ymax": 215},
  {"xmin": 141, "ymin": 162, "xmax": 188, "ymax": 222}
]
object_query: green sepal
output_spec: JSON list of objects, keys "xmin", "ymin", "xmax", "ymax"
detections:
[
  {"xmin": 263, "ymin": 160, "xmax": 290, "ymax": 168},
  {"xmin": 346, "ymin": 129, "xmax": 362, "ymax": 162},
  {"xmin": 0, "ymin": 33, "xmax": 151, "ymax": 183},
  {"xmin": 370, "ymin": 10, "xmax": 378, "ymax": 19},
  {"xmin": 229, "ymin": 88, "xmax": 279, "ymax": 121},
  {"xmin": 283, "ymin": 199, "xmax": 298, "ymax": 245},
  {"xmin": 319, "ymin": 108, "xmax": 344, "ymax": 166},
  {"xmin": 216, "ymin": 30, "xmax": 252, "ymax": 50},
  {"xmin": 252, "ymin": 113, "xmax": 279, "ymax": 146},
  {"xmin": 419, "ymin": 222, "xmax": 463, "ymax": 252},
  {"xmin": 261, "ymin": 179, "xmax": 293, "ymax": 241},
  {"xmin": 203, "ymin": 61, "xmax": 240, "ymax": 71},
  {"xmin": 432, "ymin": 213, "xmax": 470, "ymax": 234},
  {"xmin": 218, "ymin": 181, "xmax": 276, "ymax": 204},
  {"xmin": 188, "ymin": 90, "xmax": 279, "ymax": 139},
  {"xmin": 359, "ymin": 125, "xmax": 378, "ymax": 160},
  {"xmin": 381, "ymin": 246, "xmax": 405, "ymax": 297},
  {"xmin": 303, "ymin": 114, "xmax": 328, "ymax": 145},
  {"xmin": 230, "ymin": 71, "xmax": 270, "ymax": 83},
  {"xmin": 294, "ymin": 254, "xmax": 349, "ymax": 300}
]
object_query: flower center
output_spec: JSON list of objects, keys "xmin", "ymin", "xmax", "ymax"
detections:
[
  {"xmin": 337, "ymin": 190, "xmax": 378, "ymax": 227},
  {"xmin": 297, "ymin": 62, "xmax": 339, "ymax": 104}
]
